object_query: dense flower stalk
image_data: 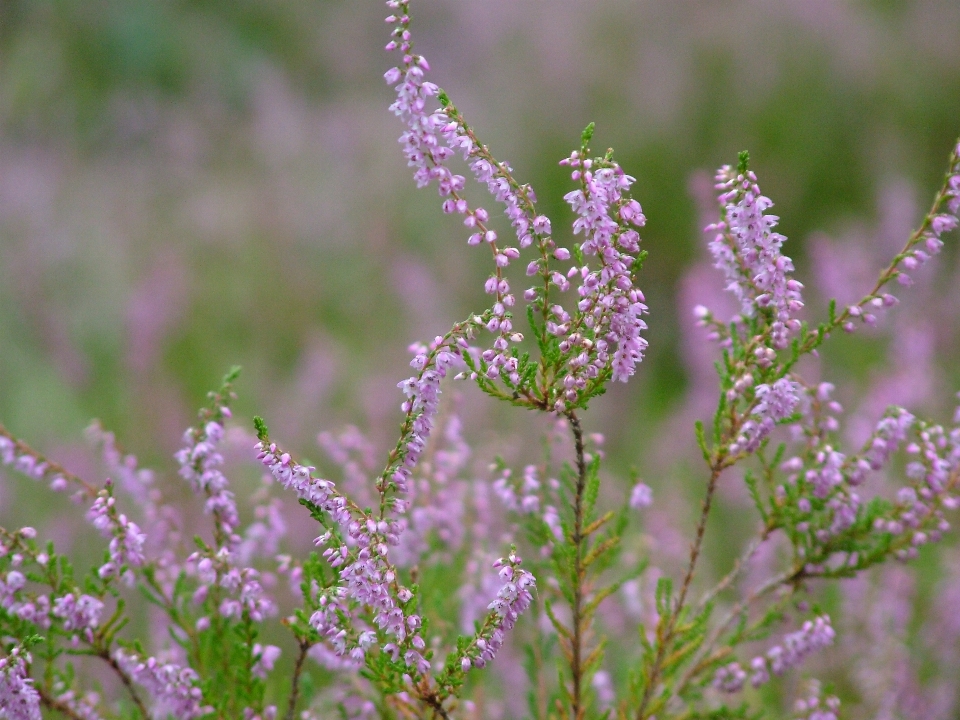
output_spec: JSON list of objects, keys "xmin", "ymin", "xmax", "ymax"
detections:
[
  {"xmin": 731, "ymin": 377, "xmax": 800, "ymax": 454},
  {"xmin": 460, "ymin": 553, "xmax": 535, "ymax": 672},
  {"xmin": 86, "ymin": 489, "xmax": 147, "ymax": 585},
  {"xmin": 255, "ymin": 439, "xmax": 430, "ymax": 675},
  {"xmin": 708, "ymin": 160, "xmax": 804, "ymax": 348},
  {"xmin": 0, "ymin": 648, "xmax": 40, "ymax": 720},
  {"xmin": 395, "ymin": 343, "xmax": 459, "ymax": 493},
  {"xmin": 714, "ymin": 615, "xmax": 835, "ymax": 693},
  {"xmin": 384, "ymin": 1, "xmax": 529, "ymax": 370},
  {"xmin": 113, "ymin": 651, "xmax": 209, "ymax": 720},
  {"xmin": 560, "ymin": 151, "xmax": 649, "ymax": 388},
  {"xmin": 175, "ymin": 416, "xmax": 239, "ymax": 549}
]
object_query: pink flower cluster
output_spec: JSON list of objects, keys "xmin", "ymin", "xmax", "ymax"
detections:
[
  {"xmin": 709, "ymin": 165, "xmax": 804, "ymax": 349},
  {"xmin": 385, "ymin": 2, "xmax": 526, "ymax": 365},
  {"xmin": 86, "ymin": 422, "xmax": 154, "ymax": 504},
  {"xmin": 731, "ymin": 377, "xmax": 800, "ymax": 454},
  {"xmin": 715, "ymin": 615, "xmax": 835, "ymax": 693},
  {"xmin": 51, "ymin": 592, "xmax": 104, "ymax": 641},
  {"xmin": 560, "ymin": 153, "xmax": 649, "ymax": 388},
  {"xmin": 0, "ymin": 647, "xmax": 40, "ymax": 720},
  {"xmin": 0, "ymin": 434, "xmax": 68, "ymax": 492},
  {"xmin": 86, "ymin": 492, "xmax": 146, "ymax": 585},
  {"xmin": 175, "ymin": 418, "xmax": 239, "ymax": 547},
  {"xmin": 462, "ymin": 554, "xmax": 536, "ymax": 671},
  {"xmin": 113, "ymin": 650, "xmax": 209, "ymax": 720},
  {"xmin": 891, "ymin": 143, "xmax": 960, "ymax": 289},
  {"xmin": 886, "ymin": 416, "xmax": 960, "ymax": 559},
  {"xmin": 53, "ymin": 688, "xmax": 103, "ymax": 720},
  {"xmin": 782, "ymin": 404, "xmax": 911, "ymax": 499},
  {"xmin": 189, "ymin": 552, "xmax": 276, "ymax": 623},
  {"xmin": 255, "ymin": 443, "xmax": 430, "ymax": 676},
  {"xmin": 396, "ymin": 343, "xmax": 459, "ymax": 492},
  {"xmin": 383, "ymin": 7, "xmax": 450, "ymax": 191},
  {"xmin": 0, "ymin": 533, "xmax": 52, "ymax": 630}
]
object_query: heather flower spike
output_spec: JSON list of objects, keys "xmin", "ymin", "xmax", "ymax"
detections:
[
  {"xmin": 706, "ymin": 151, "xmax": 804, "ymax": 350},
  {"xmin": 2, "ymin": 2, "xmax": 960, "ymax": 719}
]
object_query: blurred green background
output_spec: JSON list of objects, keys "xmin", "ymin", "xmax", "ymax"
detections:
[
  {"xmin": 2, "ymin": 0, "xmax": 960, "ymax": 714},
  {"xmin": 2, "ymin": 0, "xmax": 959, "ymax": 460}
]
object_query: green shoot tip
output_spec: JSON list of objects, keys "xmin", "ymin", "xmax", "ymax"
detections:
[
  {"xmin": 253, "ymin": 416, "xmax": 269, "ymax": 442},
  {"xmin": 737, "ymin": 150, "xmax": 750, "ymax": 175},
  {"xmin": 581, "ymin": 122, "xmax": 595, "ymax": 147}
]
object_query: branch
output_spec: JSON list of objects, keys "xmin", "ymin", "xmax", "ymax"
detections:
[
  {"xmin": 696, "ymin": 528, "xmax": 771, "ymax": 612},
  {"xmin": 284, "ymin": 640, "xmax": 312, "ymax": 720},
  {"xmin": 567, "ymin": 411, "xmax": 589, "ymax": 720},
  {"xmin": 635, "ymin": 461, "xmax": 724, "ymax": 720},
  {"xmin": 38, "ymin": 687, "xmax": 89, "ymax": 720},
  {"xmin": 672, "ymin": 565, "xmax": 804, "ymax": 699},
  {"xmin": 97, "ymin": 648, "xmax": 149, "ymax": 718}
]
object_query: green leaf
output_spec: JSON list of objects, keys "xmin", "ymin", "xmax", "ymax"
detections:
[
  {"xmin": 695, "ymin": 420, "xmax": 710, "ymax": 464},
  {"xmin": 583, "ymin": 453, "xmax": 602, "ymax": 522}
]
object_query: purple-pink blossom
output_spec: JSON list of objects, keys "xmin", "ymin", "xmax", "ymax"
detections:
[
  {"xmin": 0, "ymin": 648, "xmax": 40, "ymax": 720},
  {"xmin": 52, "ymin": 593, "xmax": 104, "ymax": 639},
  {"xmin": 251, "ymin": 644, "xmax": 281, "ymax": 679},
  {"xmin": 175, "ymin": 419, "xmax": 239, "ymax": 548},
  {"xmin": 709, "ymin": 164, "xmax": 804, "ymax": 349},
  {"xmin": 629, "ymin": 482, "xmax": 653, "ymax": 509},
  {"xmin": 86, "ymin": 494, "xmax": 146, "ymax": 584},
  {"xmin": 114, "ymin": 650, "xmax": 210, "ymax": 720},
  {"xmin": 731, "ymin": 377, "xmax": 800, "ymax": 454},
  {"xmin": 560, "ymin": 154, "xmax": 649, "ymax": 388}
]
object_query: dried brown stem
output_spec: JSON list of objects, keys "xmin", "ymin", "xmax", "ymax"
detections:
[{"xmin": 567, "ymin": 411, "xmax": 589, "ymax": 720}]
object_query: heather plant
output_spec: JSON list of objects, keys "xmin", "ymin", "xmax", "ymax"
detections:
[{"xmin": 2, "ymin": 2, "xmax": 960, "ymax": 719}]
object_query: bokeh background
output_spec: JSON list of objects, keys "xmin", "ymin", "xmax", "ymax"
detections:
[{"xmin": 3, "ymin": 0, "xmax": 960, "ymax": 716}]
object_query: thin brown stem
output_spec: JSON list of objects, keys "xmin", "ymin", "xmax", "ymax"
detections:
[
  {"xmin": 39, "ymin": 687, "xmax": 89, "ymax": 720},
  {"xmin": 284, "ymin": 640, "xmax": 312, "ymax": 720},
  {"xmin": 0, "ymin": 423, "xmax": 97, "ymax": 496},
  {"xmin": 422, "ymin": 695, "xmax": 451, "ymax": 720},
  {"xmin": 672, "ymin": 565, "xmax": 803, "ymax": 699},
  {"xmin": 696, "ymin": 528, "xmax": 771, "ymax": 612},
  {"xmin": 567, "ymin": 411, "xmax": 589, "ymax": 720},
  {"xmin": 793, "ymin": 139, "xmax": 959, "ymax": 360},
  {"xmin": 636, "ymin": 462, "xmax": 724, "ymax": 720},
  {"xmin": 98, "ymin": 649, "xmax": 148, "ymax": 718}
]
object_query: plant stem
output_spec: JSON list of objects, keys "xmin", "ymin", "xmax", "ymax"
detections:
[
  {"xmin": 635, "ymin": 462, "xmax": 724, "ymax": 720},
  {"xmin": 567, "ymin": 411, "xmax": 589, "ymax": 720},
  {"xmin": 695, "ymin": 527, "xmax": 771, "ymax": 612},
  {"xmin": 98, "ymin": 649, "xmax": 148, "ymax": 718},
  {"xmin": 422, "ymin": 695, "xmax": 451, "ymax": 720},
  {"xmin": 284, "ymin": 640, "xmax": 311, "ymax": 720},
  {"xmin": 38, "ymin": 687, "xmax": 89, "ymax": 720},
  {"xmin": 672, "ymin": 565, "xmax": 802, "ymax": 699}
]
